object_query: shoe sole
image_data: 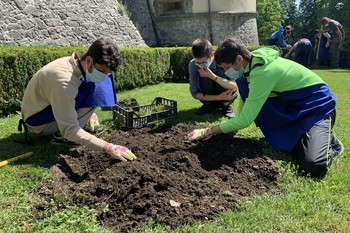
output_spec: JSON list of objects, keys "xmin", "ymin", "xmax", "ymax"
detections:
[{"xmin": 337, "ymin": 138, "xmax": 345, "ymax": 155}]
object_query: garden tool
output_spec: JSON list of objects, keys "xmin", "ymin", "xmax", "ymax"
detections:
[{"xmin": 0, "ymin": 152, "xmax": 33, "ymax": 167}]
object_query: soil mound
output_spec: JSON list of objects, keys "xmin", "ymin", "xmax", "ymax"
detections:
[{"xmin": 36, "ymin": 123, "xmax": 280, "ymax": 231}]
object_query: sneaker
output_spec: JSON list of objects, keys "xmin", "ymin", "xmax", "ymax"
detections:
[
  {"xmin": 332, "ymin": 135, "xmax": 345, "ymax": 156},
  {"xmin": 50, "ymin": 132, "xmax": 79, "ymax": 146},
  {"xmin": 196, "ymin": 104, "xmax": 215, "ymax": 115},
  {"xmin": 222, "ymin": 106, "xmax": 235, "ymax": 118}
]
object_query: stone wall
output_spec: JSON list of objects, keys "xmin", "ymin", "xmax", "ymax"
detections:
[
  {"xmin": 0, "ymin": 0, "xmax": 259, "ymax": 47},
  {"xmin": 0, "ymin": 0, "xmax": 147, "ymax": 47},
  {"xmin": 154, "ymin": 12, "xmax": 259, "ymax": 46},
  {"xmin": 121, "ymin": 0, "xmax": 158, "ymax": 46}
]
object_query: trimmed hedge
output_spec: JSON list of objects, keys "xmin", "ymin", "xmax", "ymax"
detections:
[{"xmin": 0, "ymin": 45, "xmax": 265, "ymax": 116}]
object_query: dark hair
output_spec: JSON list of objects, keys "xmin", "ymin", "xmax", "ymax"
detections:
[
  {"xmin": 214, "ymin": 38, "xmax": 251, "ymax": 65},
  {"xmin": 284, "ymin": 25, "xmax": 292, "ymax": 31},
  {"xmin": 191, "ymin": 38, "xmax": 212, "ymax": 58},
  {"xmin": 81, "ymin": 38, "xmax": 121, "ymax": 71}
]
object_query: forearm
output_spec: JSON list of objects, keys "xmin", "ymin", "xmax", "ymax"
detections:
[
  {"xmin": 209, "ymin": 74, "xmax": 237, "ymax": 90},
  {"xmin": 195, "ymin": 92, "xmax": 220, "ymax": 101},
  {"xmin": 209, "ymin": 125, "xmax": 222, "ymax": 135}
]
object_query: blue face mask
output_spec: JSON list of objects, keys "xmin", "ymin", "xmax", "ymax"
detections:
[
  {"xmin": 203, "ymin": 58, "xmax": 212, "ymax": 68},
  {"xmin": 86, "ymin": 65, "xmax": 107, "ymax": 83},
  {"xmin": 196, "ymin": 57, "xmax": 212, "ymax": 68},
  {"xmin": 224, "ymin": 67, "xmax": 244, "ymax": 79}
]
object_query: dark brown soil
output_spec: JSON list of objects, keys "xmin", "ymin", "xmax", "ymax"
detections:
[{"xmin": 36, "ymin": 123, "xmax": 280, "ymax": 232}]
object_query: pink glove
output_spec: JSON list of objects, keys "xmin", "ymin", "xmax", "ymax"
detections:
[
  {"xmin": 104, "ymin": 143, "xmax": 137, "ymax": 161},
  {"xmin": 186, "ymin": 128, "xmax": 213, "ymax": 141},
  {"xmin": 88, "ymin": 113, "xmax": 100, "ymax": 132}
]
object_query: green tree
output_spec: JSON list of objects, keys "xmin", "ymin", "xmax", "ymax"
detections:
[
  {"xmin": 280, "ymin": 0, "xmax": 299, "ymax": 43},
  {"xmin": 297, "ymin": 0, "xmax": 318, "ymax": 44},
  {"xmin": 256, "ymin": 0, "xmax": 284, "ymax": 45}
]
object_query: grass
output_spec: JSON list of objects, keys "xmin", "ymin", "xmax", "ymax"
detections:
[{"xmin": 0, "ymin": 69, "xmax": 349, "ymax": 232}]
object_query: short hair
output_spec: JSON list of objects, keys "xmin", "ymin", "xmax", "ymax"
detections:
[
  {"xmin": 214, "ymin": 38, "xmax": 250, "ymax": 65},
  {"xmin": 191, "ymin": 38, "xmax": 212, "ymax": 58},
  {"xmin": 81, "ymin": 38, "xmax": 121, "ymax": 71},
  {"xmin": 321, "ymin": 17, "xmax": 330, "ymax": 25},
  {"xmin": 284, "ymin": 25, "xmax": 292, "ymax": 31}
]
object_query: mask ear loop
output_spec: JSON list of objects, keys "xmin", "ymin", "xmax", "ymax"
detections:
[{"xmin": 78, "ymin": 60, "xmax": 87, "ymax": 81}]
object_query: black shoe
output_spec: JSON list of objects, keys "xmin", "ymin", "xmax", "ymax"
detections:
[
  {"xmin": 222, "ymin": 106, "xmax": 235, "ymax": 118},
  {"xmin": 50, "ymin": 132, "xmax": 80, "ymax": 146},
  {"xmin": 196, "ymin": 104, "xmax": 215, "ymax": 115}
]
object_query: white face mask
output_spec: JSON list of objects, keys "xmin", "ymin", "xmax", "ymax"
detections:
[{"xmin": 224, "ymin": 67, "xmax": 244, "ymax": 79}]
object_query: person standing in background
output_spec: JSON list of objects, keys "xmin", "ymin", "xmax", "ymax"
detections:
[{"xmin": 321, "ymin": 17, "xmax": 345, "ymax": 68}]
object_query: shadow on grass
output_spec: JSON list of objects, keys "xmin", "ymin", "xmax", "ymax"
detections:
[
  {"xmin": 163, "ymin": 108, "xmax": 227, "ymax": 126},
  {"xmin": 0, "ymin": 132, "xmax": 78, "ymax": 168}
]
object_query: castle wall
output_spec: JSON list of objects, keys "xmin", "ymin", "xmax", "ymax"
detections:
[
  {"xmin": 151, "ymin": 0, "xmax": 259, "ymax": 46},
  {"xmin": 0, "ymin": 0, "xmax": 147, "ymax": 47},
  {"xmin": 0, "ymin": 0, "xmax": 259, "ymax": 47},
  {"xmin": 154, "ymin": 12, "xmax": 259, "ymax": 46}
]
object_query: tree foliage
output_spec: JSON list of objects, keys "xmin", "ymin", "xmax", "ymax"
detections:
[
  {"xmin": 256, "ymin": 0, "xmax": 284, "ymax": 45},
  {"xmin": 279, "ymin": 0, "xmax": 300, "ymax": 44},
  {"xmin": 297, "ymin": 0, "xmax": 318, "ymax": 44},
  {"xmin": 256, "ymin": 0, "xmax": 349, "ymax": 49}
]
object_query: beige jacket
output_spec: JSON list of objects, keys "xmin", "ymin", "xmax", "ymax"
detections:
[{"xmin": 21, "ymin": 53, "xmax": 108, "ymax": 151}]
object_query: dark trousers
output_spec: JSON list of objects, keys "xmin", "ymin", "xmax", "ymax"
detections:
[
  {"xmin": 199, "ymin": 76, "xmax": 232, "ymax": 108},
  {"xmin": 292, "ymin": 111, "xmax": 338, "ymax": 177},
  {"xmin": 295, "ymin": 43, "xmax": 312, "ymax": 67}
]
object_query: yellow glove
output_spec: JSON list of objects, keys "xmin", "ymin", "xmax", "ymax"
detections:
[
  {"xmin": 104, "ymin": 143, "xmax": 137, "ymax": 161},
  {"xmin": 186, "ymin": 128, "xmax": 213, "ymax": 141}
]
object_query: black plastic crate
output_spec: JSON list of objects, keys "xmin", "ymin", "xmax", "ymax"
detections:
[{"xmin": 113, "ymin": 97, "xmax": 177, "ymax": 128}]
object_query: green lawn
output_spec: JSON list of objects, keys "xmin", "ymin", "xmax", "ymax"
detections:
[{"xmin": 0, "ymin": 69, "xmax": 349, "ymax": 232}]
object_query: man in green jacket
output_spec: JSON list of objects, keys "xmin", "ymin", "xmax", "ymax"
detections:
[{"xmin": 187, "ymin": 38, "xmax": 344, "ymax": 178}]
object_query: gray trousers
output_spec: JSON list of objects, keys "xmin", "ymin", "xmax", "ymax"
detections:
[
  {"xmin": 292, "ymin": 111, "xmax": 338, "ymax": 177},
  {"xmin": 25, "ymin": 107, "xmax": 95, "ymax": 136}
]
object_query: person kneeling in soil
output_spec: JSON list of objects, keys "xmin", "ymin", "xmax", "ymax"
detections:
[
  {"xmin": 19, "ymin": 38, "xmax": 136, "ymax": 162},
  {"xmin": 189, "ymin": 38, "xmax": 238, "ymax": 118},
  {"xmin": 187, "ymin": 38, "xmax": 344, "ymax": 178}
]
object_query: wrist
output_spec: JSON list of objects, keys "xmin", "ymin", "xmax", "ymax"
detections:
[{"xmin": 104, "ymin": 143, "xmax": 114, "ymax": 152}]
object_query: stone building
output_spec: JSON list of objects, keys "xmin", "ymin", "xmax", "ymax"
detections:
[
  {"xmin": 147, "ymin": 0, "xmax": 259, "ymax": 46},
  {"xmin": 0, "ymin": 0, "xmax": 258, "ymax": 47}
]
